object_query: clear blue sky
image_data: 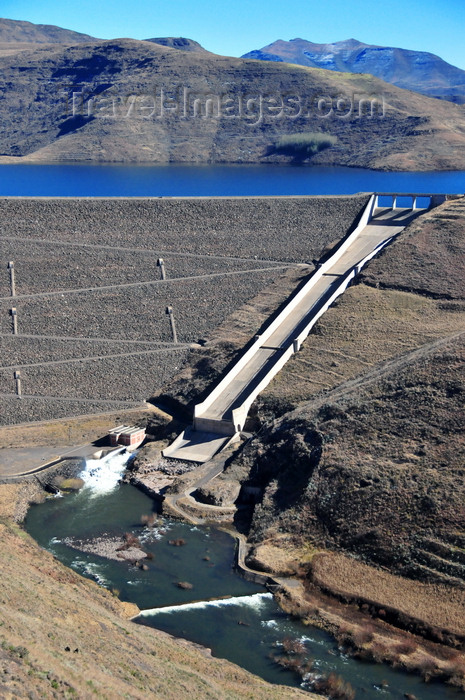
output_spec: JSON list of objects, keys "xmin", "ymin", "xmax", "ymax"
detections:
[{"xmin": 2, "ymin": 0, "xmax": 465, "ymax": 69}]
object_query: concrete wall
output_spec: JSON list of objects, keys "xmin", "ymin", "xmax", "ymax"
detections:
[{"xmin": 230, "ymin": 230, "xmax": 400, "ymax": 431}]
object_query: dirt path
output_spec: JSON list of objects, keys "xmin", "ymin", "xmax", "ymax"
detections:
[
  {"xmin": 0, "ymin": 266, "xmax": 294, "ymax": 302},
  {"xmin": 0, "ymin": 392, "xmax": 142, "ymax": 406},
  {"xmin": 2, "ymin": 234, "xmax": 298, "ymax": 266},
  {"xmin": 0, "ymin": 332, "xmax": 178, "ymax": 346},
  {"xmin": 295, "ymin": 328, "xmax": 465, "ymax": 414},
  {"xmin": 0, "ymin": 345, "xmax": 191, "ymax": 371}
]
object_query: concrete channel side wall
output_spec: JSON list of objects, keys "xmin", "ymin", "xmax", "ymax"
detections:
[
  {"xmin": 193, "ymin": 194, "xmax": 376, "ymax": 428},
  {"xmin": 230, "ymin": 234, "xmax": 396, "ymax": 431},
  {"xmin": 231, "ymin": 269, "xmax": 355, "ymax": 431}
]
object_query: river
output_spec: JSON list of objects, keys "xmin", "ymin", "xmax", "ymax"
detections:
[{"xmin": 24, "ymin": 454, "xmax": 464, "ymax": 699}]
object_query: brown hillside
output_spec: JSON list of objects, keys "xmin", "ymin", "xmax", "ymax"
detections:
[
  {"xmin": 202, "ymin": 199, "xmax": 465, "ymax": 584},
  {"xmin": 0, "ymin": 17, "xmax": 98, "ymax": 57},
  {"xmin": 242, "ymin": 331, "xmax": 465, "ymax": 578},
  {"xmin": 360, "ymin": 196, "xmax": 465, "ymax": 299},
  {"xmin": 0, "ymin": 37, "xmax": 465, "ymax": 168},
  {"xmin": 0, "ymin": 17, "xmax": 97, "ymax": 44}
]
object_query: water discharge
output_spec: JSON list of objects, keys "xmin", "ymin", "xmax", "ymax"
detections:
[
  {"xmin": 78, "ymin": 448, "xmax": 131, "ymax": 494},
  {"xmin": 25, "ymin": 480, "xmax": 465, "ymax": 699},
  {"xmin": 139, "ymin": 591, "xmax": 272, "ymax": 616}
]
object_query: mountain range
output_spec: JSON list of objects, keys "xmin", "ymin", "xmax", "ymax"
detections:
[
  {"xmin": 242, "ymin": 38, "xmax": 465, "ymax": 103},
  {"xmin": 0, "ymin": 17, "xmax": 98, "ymax": 56},
  {"xmin": 1, "ymin": 18, "xmax": 465, "ymax": 169}
]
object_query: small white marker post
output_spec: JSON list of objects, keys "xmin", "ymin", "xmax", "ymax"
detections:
[
  {"xmin": 14, "ymin": 370, "xmax": 22, "ymax": 398},
  {"xmin": 166, "ymin": 305, "xmax": 178, "ymax": 344},
  {"xmin": 10, "ymin": 307, "xmax": 18, "ymax": 335},
  {"xmin": 157, "ymin": 257, "xmax": 166, "ymax": 280},
  {"xmin": 7, "ymin": 261, "xmax": 15, "ymax": 297}
]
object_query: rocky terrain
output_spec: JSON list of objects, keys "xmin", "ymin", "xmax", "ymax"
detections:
[
  {"xmin": 207, "ymin": 199, "xmax": 465, "ymax": 587},
  {"xmin": 0, "ymin": 194, "xmax": 365, "ymax": 426},
  {"xmin": 145, "ymin": 37, "xmax": 210, "ymax": 53},
  {"xmin": 243, "ymin": 38, "xmax": 465, "ymax": 103},
  {"xmin": 212, "ymin": 198, "xmax": 465, "ymax": 580},
  {"xmin": 0, "ymin": 31, "xmax": 465, "ymax": 167},
  {"xmin": 242, "ymin": 331, "xmax": 465, "ymax": 577}
]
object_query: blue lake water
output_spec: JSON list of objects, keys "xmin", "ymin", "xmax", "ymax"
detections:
[{"xmin": 0, "ymin": 163, "xmax": 464, "ymax": 196}]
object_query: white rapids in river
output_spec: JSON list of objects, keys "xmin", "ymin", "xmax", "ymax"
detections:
[
  {"xmin": 79, "ymin": 447, "xmax": 132, "ymax": 495},
  {"xmin": 138, "ymin": 592, "xmax": 273, "ymax": 617}
]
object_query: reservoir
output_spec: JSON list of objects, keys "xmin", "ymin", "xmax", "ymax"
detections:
[{"xmin": 1, "ymin": 163, "xmax": 464, "ymax": 197}]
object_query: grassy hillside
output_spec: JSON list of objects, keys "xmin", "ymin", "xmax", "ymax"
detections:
[
  {"xmin": 0, "ymin": 17, "xmax": 97, "ymax": 44},
  {"xmin": 0, "ymin": 17, "xmax": 98, "ymax": 58},
  {"xmin": 0, "ymin": 37, "xmax": 465, "ymax": 168}
]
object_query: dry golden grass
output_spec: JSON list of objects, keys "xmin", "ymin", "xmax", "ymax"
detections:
[
  {"xmin": 276, "ymin": 579, "xmax": 465, "ymax": 689},
  {"xmin": 0, "ymin": 483, "xmax": 22, "ymax": 519},
  {"xmin": 261, "ymin": 283, "xmax": 465, "ymax": 404},
  {"xmin": 262, "ymin": 197, "xmax": 465, "ymax": 406},
  {"xmin": 311, "ymin": 552, "xmax": 465, "ymax": 638},
  {"xmin": 247, "ymin": 535, "xmax": 320, "ymax": 577},
  {"xmin": 0, "ymin": 405, "xmax": 163, "ymax": 449},
  {"xmin": 362, "ymin": 197, "xmax": 465, "ymax": 301}
]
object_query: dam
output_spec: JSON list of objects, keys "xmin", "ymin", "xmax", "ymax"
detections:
[{"xmin": 0, "ymin": 192, "xmax": 451, "ymax": 439}]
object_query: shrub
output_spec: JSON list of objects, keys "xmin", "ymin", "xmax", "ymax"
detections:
[
  {"xmin": 117, "ymin": 532, "xmax": 142, "ymax": 551},
  {"xmin": 124, "ymin": 532, "xmax": 141, "ymax": 546},
  {"xmin": 417, "ymin": 655, "xmax": 438, "ymax": 681},
  {"xmin": 352, "ymin": 627, "xmax": 374, "ymax": 646},
  {"xmin": 270, "ymin": 635, "xmax": 315, "ymax": 680},
  {"xmin": 314, "ymin": 672, "xmax": 356, "ymax": 700},
  {"xmin": 369, "ymin": 641, "xmax": 390, "ymax": 663},
  {"xmin": 272, "ymin": 132, "xmax": 337, "ymax": 160},
  {"xmin": 394, "ymin": 639, "xmax": 417, "ymax": 656},
  {"xmin": 445, "ymin": 657, "xmax": 465, "ymax": 681}
]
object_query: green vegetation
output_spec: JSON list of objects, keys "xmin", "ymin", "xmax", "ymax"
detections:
[{"xmin": 272, "ymin": 132, "xmax": 337, "ymax": 160}]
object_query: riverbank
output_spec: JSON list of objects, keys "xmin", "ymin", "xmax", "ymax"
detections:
[
  {"xmin": 123, "ymin": 438, "xmax": 465, "ymax": 693},
  {"xmin": 2, "ymin": 439, "xmax": 464, "ymax": 697},
  {"xmin": 0, "ymin": 479, "xmax": 312, "ymax": 699},
  {"xmin": 274, "ymin": 560, "xmax": 465, "ymax": 691},
  {"xmin": 4, "ymin": 412, "xmax": 465, "ymax": 695}
]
